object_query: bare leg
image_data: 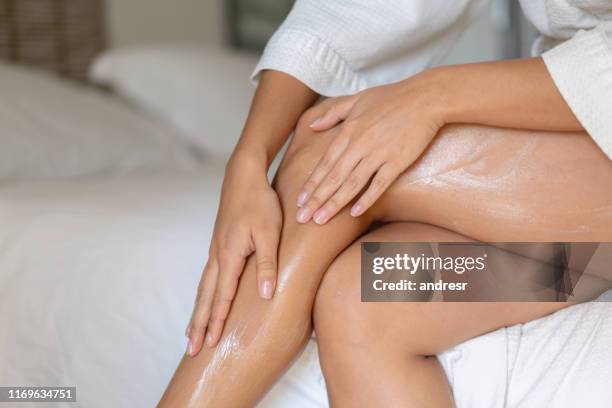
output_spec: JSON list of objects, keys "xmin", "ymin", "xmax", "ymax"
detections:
[
  {"xmin": 159, "ymin": 114, "xmax": 374, "ymax": 407},
  {"xmin": 311, "ymin": 126, "xmax": 611, "ymax": 407},
  {"xmin": 372, "ymin": 125, "xmax": 612, "ymax": 241},
  {"xmin": 314, "ymin": 222, "xmax": 571, "ymax": 407},
  {"xmin": 160, "ymin": 120, "xmax": 612, "ymax": 406}
]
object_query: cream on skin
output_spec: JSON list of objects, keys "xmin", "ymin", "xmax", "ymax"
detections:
[
  {"xmin": 158, "ymin": 118, "xmax": 612, "ymax": 407},
  {"xmin": 295, "ymin": 58, "xmax": 587, "ymax": 226}
]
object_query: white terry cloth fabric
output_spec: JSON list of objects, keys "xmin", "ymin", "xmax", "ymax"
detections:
[
  {"xmin": 252, "ymin": 0, "xmax": 612, "ymax": 160},
  {"xmin": 261, "ymin": 291, "xmax": 612, "ymax": 408},
  {"xmin": 438, "ymin": 289, "xmax": 612, "ymax": 408},
  {"xmin": 252, "ymin": 0, "xmax": 490, "ymax": 96},
  {"xmin": 522, "ymin": 0, "xmax": 612, "ymax": 161}
]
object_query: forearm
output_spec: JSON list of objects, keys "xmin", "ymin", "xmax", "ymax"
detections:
[
  {"xmin": 231, "ymin": 70, "xmax": 319, "ymax": 171},
  {"xmin": 428, "ymin": 57, "xmax": 583, "ymax": 132}
]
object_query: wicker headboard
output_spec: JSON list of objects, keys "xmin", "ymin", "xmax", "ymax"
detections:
[{"xmin": 0, "ymin": 0, "xmax": 106, "ymax": 81}]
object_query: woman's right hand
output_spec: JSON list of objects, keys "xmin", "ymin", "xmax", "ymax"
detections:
[{"xmin": 186, "ymin": 154, "xmax": 282, "ymax": 355}]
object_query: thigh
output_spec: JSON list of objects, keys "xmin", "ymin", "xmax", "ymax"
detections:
[
  {"xmin": 315, "ymin": 222, "xmax": 569, "ymax": 356},
  {"xmin": 373, "ymin": 125, "xmax": 612, "ymax": 241}
]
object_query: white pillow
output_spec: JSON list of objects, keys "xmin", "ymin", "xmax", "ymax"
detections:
[
  {"xmin": 0, "ymin": 62, "xmax": 197, "ymax": 183},
  {"xmin": 90, "ymin": 46, "xmax": 258, "ymax": 158}
]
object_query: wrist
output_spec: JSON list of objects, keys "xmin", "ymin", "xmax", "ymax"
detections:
[
  {"xmin": 226, "ymin": 148, "xmax": 270, "ymax": 182},
  {"xmin": 400, "ymin": 67, "xmax": 453, "ymax": 129},
  {"xmin": 420, "ymin": 64, "xmax": 485, "ymax": 126},
  {"xmin": 228, "ymin": 143, "xmax": 268, "ymax": 169}
]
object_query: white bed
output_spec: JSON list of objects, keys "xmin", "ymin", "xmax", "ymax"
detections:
[{"xmin": 1, "ymin": 51, "xmax": 610, "ymax": 408}]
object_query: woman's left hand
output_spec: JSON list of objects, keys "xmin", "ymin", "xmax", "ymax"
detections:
[{"xmin": 295, "ymin": 72, "xmax": 445, "ymax": 224}]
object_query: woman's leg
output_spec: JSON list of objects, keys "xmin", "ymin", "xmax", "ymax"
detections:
[
  {"xmin": 369, "ymin": 124, "xmax": 612, "ymax": 241},
  {"xmin": 160, "ymin": 118, "xmax": 612, "ymax": 406},
  {"xmin": 314, "ymin": 222, "xmax": 570, "ymax": 407},
  {"xmin": 159, "ymin": 114, "xmax": 374, "ymax": 407},
  {"xmin": 311, "ymin": 126, "xmax": 611, "ymax": 407}
]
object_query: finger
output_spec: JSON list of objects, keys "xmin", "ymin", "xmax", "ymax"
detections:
[
  {"xmin": 205, "ymin": 251, "xmax": 246, "ymax": 347},
  {"xmin": 311, "ymin": 157, "xmax": 380, "ymax": 224},
  {"xmin": 187, "ymin": 258, "xmax": 219, "ymax": 356},
  {"xmin": 254, "ymin": 227, "xmax": 280, "ymax": 300},
  {"xmin": 351, "ymin": 163, "xmax": 401, "ymax": 217},
  {"xmin": 306, "ymin": 149, "xmax": 363, "ymax": 224},
  {"xmin": 296, "ymin": 133, "xmax": 349, "ymax": 211},
  {"xmin": 309, "ymin": 95, "xmax": 358, "ymax": 131}
]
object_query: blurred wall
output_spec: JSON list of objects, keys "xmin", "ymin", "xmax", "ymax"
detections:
[{"xmin": 105, "ymin": 0, "xmax": 223, "ymax": 47}]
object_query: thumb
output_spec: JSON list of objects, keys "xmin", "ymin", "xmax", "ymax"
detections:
[
  {"xmin": 254, "ymin": 228, "xmax": 280, "ymax": 300},
  {"xmin": 309, "ymin": 95, "xmax": 358, "ymax": 131}
]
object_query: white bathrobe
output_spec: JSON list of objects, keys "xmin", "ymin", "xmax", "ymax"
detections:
[{"xmin": 252, "ymin": 0, "xmax": 612, "ymax": 160}]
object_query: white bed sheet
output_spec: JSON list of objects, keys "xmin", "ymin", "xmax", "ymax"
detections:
[
  {"xmin": 0, "ymin": 167, "xmax": 222, "ymax": 408},
  {"xmin": 1, "ymin": 167, "xmax": 610, "ymax": 408}
]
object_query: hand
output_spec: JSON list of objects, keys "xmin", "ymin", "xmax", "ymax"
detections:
[
  {"xmin": 186, "ymin": 156, "xmax": 282, "ymax": 355},
  {"xmin": 295, "ymin": 73, "xmax": 445, "ymax": 224}
]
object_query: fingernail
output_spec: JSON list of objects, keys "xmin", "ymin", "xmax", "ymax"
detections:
[
  {"xmin": 260, "ymin": 279, "xmax": 274, "ymax": 300},
  {"xmin": 185, "ymin": 324, "xmax": 191, "ymax": 338},
  {"xmin": 296, "ymin": 207, "xmax": 311, "ymax": 223},
  {"xmin": 206, "ymin": 332, "xmax": 214, "ymax": 347},
  {"xmin": 186, "ymin": 339, "xmax": 193, "ymax": 356},
  {"xmin": 350, "ymin": 203, "xmax": 362, "ymax": 217},
  {"xmin": 297, "ymin": 191, "xmax": 309, "ymax": 207},
  {"xmin": 309, "ymin": 117, "xmax": 323, "ymax": 128},
  {"xmin": 313, "ymin": 209, "xmax": 328, "ymax": 225}
]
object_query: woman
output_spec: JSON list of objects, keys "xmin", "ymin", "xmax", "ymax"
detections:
[{"xmin": 160, "ymin": 0, "xmax": 612, "ymax": 406}]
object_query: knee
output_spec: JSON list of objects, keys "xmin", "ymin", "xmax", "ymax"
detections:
[
  {"xmin": 313, "ymin": 246, "xmax": 372, "ymax": 351},
  {"xmin": 274, "ymin": 109, "xmax": 335, "ymax": 200},
  {"xmin": 313, "ymin": 226, "xmax": 440, "ymax": 356}
]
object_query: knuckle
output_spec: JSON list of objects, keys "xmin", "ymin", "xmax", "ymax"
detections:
[
  {"xmin": 190, "ymin": 322, "xmax": 205, "ymax": 332},
  {"xmin": 346, "ymin": 174, "xmax": 362, "ymax": 192},
  {"xmin": 319, "ymin": 157, "xmax": 333, "ymax": 172},
  {"xmin": 257, "ymin": 258, "xmax": 277, "ymax": 272},
  {"xmin": 211, "ymin": 311, "xmax": 226, "ymax": 322},
  {"xmin": 325, "ymin": 198, "xmax": 340, "ymax": 211},
  {"xmin": 217, "ymin": 247, "xmax": 233, "ymax": 261},
  {"xmin": 308, "ymin": 195, "xmax": 323, "ymax": 208},
  {"xmin": 327, "ymin": 170, "xmax": 342, "ymax": 185},
  {"xmin": 213, "ymin": 295, "xmax": 231, "ymax": 309},
  {"xmin": 194, "ymin": 308, "xmax": 211, "ymax": 323},
  {"xmin": 195, "ymin": 286, "xmax": 206, "ymax": 300},
  {"xmin": 326, "ymin": 105, "xmax": 339, "ymax": 118},
  {"xmin": 198, "ymin": 304, "xmax": 211, "ymax": 316},
  {"xmin": 302, "ymin": 179, "xmax": 317, "ymax": 192},
  {"xmin": 371, "ymin": 176, "xmax": 387, "ymax": 191}
]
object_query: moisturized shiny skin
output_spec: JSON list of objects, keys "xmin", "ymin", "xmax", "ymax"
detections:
[
  {"xmin": 187, "ymin": 327, "xmax": 246, "ymax": 407},
  {"xmin": 378, "ymin": 125, "xmax": 612, "ymax": 240},
  {"xmin": 159, "ymin": 123, "xmax": 612, "ymax": 407}
]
